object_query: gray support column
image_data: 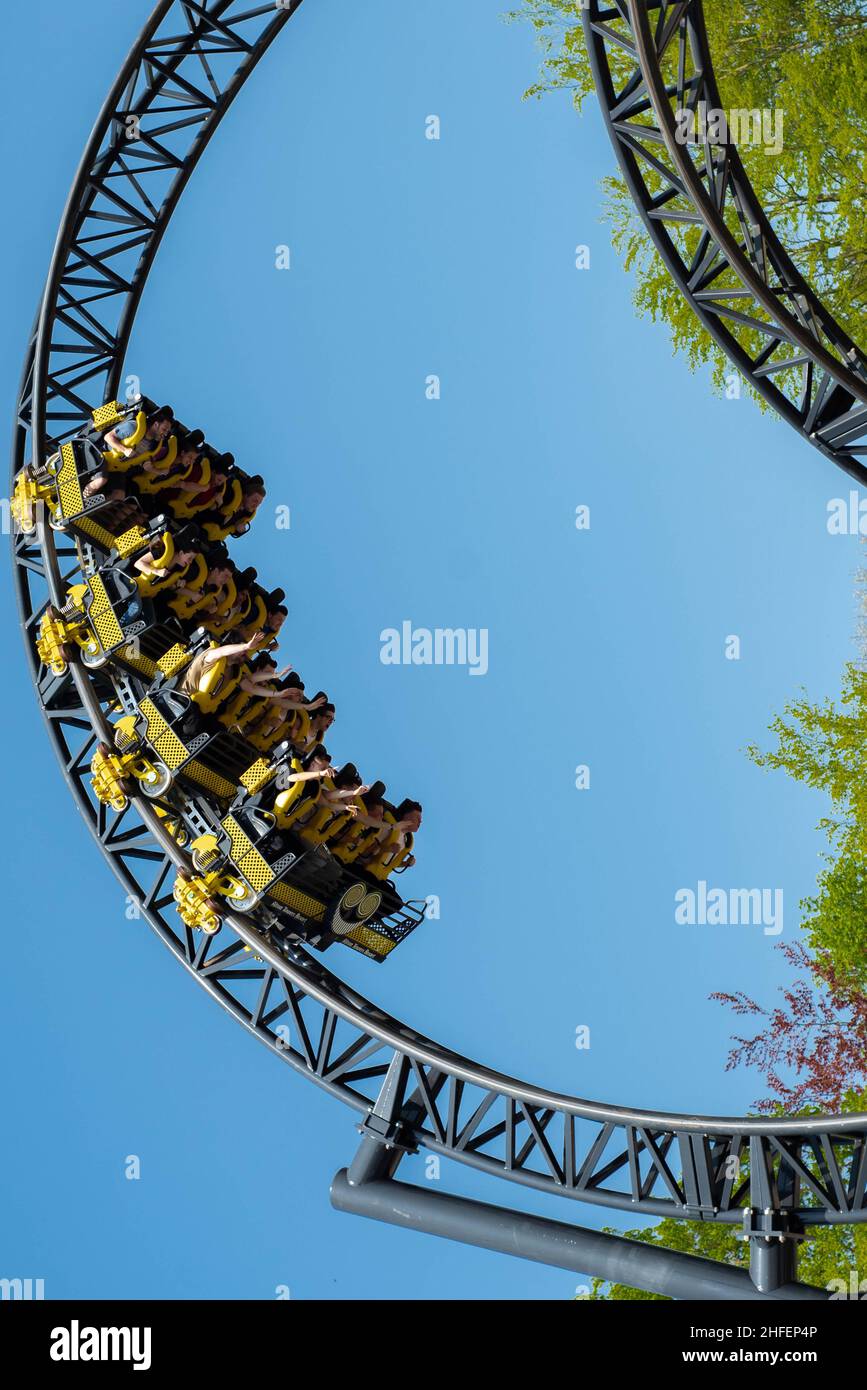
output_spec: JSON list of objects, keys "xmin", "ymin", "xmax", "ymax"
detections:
[
  {"xmin": 332, "ymin": 1170, "xmax": 827, "ymax": 1302},
  {"xmin": 750, "ymin": 1236, "xmax": 799, "ymax": 1295}
]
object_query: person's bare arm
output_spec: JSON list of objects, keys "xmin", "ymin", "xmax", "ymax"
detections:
[
  {"xmin": 326, "ymin": 787, "xmax": 366, "ymax": 804},
  {"xmin": 202, "ymin": 635, "xmax": 260, "ymax": 667},
  {"xmin": 279, "ymin": 768, "xmax": 334, "ymax": 788},
  {"xmin": 246, "ymin": 668, "xmax": 281, "ymax": 687},
  {"xmin": 103, "ymin": 429, "xmax": 134, "ymax": 456},
  {"xmin": 134, "ymin": 550, "xmax": 158, "ymax": 575}
]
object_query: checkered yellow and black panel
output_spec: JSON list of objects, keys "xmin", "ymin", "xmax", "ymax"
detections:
[
  {"xmin": 113, "ymin": 525, "xmax": 149, "ymax": 559},
  {"xmin": 344, "ymin": 923, "xmax": 395, "ymax": 957},
  {"xmin": 118, "ymin": 648, "xmax": 157, "ymax": 679},
  {"xmin": 73, "ymin": 515, "xmax": 115, "ymax": 550},
  {"xmin": 184, "ymin": 761, "xmax": 237, "ymax": 798},
  {"xmin": 139, "ymin": 698, "xmax": 189, "ymax": 771},
  {"xmin": 91, "ymin": 401, "xmax": 123, "ymax": 430},
  {"xmin": 222, "ymin": 814, "xmax": 274, "ymax": 891},
  {"xmin": 239, "ymin": 759, "xmax": 273, "ymax": 794},
  {"xmin": 56, "ymin": 443, "xmax": 84, "ymax": 516},
  {"xmin": 156, "ymin": 644, "xmax": 191, "ymax": 677},
  {"xmin": 267, "ymin": 880, "xmax": 326, "ymax": 922},
  {"xmin": 88, "ymin": 574, "xmax": 124, "ymax": 650}
]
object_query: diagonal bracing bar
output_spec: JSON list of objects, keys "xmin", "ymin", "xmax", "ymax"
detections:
[
  {"xmin": 583, "ymin": 0, "xmax": 867, "ymax": 482},
  {"xmin": 10, "ymin": 1, "xmax": 867, "ymax": 1303}
]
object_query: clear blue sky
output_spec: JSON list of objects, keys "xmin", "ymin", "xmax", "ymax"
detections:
[{"xmin": 1, "ymin": 0, "xmax": 861, "ymax": 1300}]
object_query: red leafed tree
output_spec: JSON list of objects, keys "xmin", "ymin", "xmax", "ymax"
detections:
[{"xmin": 712, "ymin": 943, "xmax": 867, "ymax": 1112}]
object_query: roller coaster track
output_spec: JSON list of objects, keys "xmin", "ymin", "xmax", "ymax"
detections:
[
  {"xmin": 583, "ymin": 0, "xmax": 867, "ymax": 485},
  {"xmin": 10, "ymin": 0, "xmax": 867, "ymax": 1300}
]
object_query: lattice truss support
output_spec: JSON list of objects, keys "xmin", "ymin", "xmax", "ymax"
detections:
[
  {"xmin": 9, "ymin": 0, "xmax": 867, "ymax": 1258},
  {"xmin": 583, "ymin": 0, "xmax": 867, "ymax": 482},
  {"xmin": 15, "ymin": 524, "xmax": 867, "ymax": 1231},
  {"xmin": 16, "ymin": 0, "xmax": 301, "ymax": 468}
]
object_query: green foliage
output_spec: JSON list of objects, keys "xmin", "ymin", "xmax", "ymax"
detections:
[
  {"xmin": 591, "ymin": 658, "xmax": 867, "ymax": 1297},
  {"xmin": 747, "ymin": 661, "xmax": 867, "ymax": 986},
  {"xmin": 801, "ymin": 856, "xmax": 867, "ymax": 987},
  {"xmin": 510, "ymin": 0, "xmax": 867, "ymax": 1302},
  {"xmin": 584, "ymin": 1220, "xmax": 745, "ymax": 1301},
  {"xmin": 511, "ymin": 0, "xmax": 867, "ymax": 390},
  {"xmin": 585, "ymin": 1211, "xmax": 867, "ymax": 1301},
  {"xmin": 585, "ymin": 629, "xmax": 867, "ymax": 1295}
]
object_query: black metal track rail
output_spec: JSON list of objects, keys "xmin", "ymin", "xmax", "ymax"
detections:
[
  {"xmin": 583, "ymin": 0, "xmax": 867, "ymax": 483},
  {"xmin": 10, "ymin": 0, "xmax": 867, "ymax": 1248}
]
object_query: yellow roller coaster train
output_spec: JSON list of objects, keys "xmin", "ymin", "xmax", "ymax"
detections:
[{"xmin": 13, "ymin": 393, "xmax": 427, "ymax": 963}]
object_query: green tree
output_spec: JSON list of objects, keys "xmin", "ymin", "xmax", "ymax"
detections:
[
  {"xmin": 585, "ymin": 1215, "xmax": 867, "ymax": 1300},
  {"xmin": 586, "ymin": 656, "xmax": 867, "ymax": 1297},
  {"xmin": 589, "ymin": 658, "xmax": 867, "ymax": 1297},
  {"xmin": 512, "ymin": 1, "xmax": 867, "ymax": 391},
  {"xmin": 746, "ymin": 661, "xmax": 867, "ymax": 984},
  {"xmin": 511, "ymin": 4, "xmax": 867, "ymax": 1298}
]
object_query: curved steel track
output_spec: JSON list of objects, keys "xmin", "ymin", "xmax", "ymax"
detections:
[
  {"xmin": 583, "ymin": 0, "xmax": 867, "ymax": 484},
  {"xmin": 11, "ymin": 0, "xmax": 867, "ymax": 1251}
]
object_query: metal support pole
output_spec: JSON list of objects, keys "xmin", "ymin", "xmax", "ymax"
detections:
[
  {"xmin": 331, "ymin": 1169, "xmax": 828, "ymax": 1302},
  {"xmin": 746, "ymin": 1139, "xmax": 802, "ymax": 1294},
  {"xmin": 750, "ymin": 1236, "xmax": 799, "ymax": 1296}
]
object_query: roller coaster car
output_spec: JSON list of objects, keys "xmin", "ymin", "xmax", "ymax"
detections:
[
  {"xmin": 38, "ymin": 435, "xmax": 151, "ymax": 555},
  {"xmin": 115, "ymin": 686, "xmax": 260, "ymax": 803},
  {"xmin": 46, "ymin": 436, "xmax": 115, "ymax": 525},
  {"xmin": 188, "ymin": 799, "xmax": 426, "ymax": 963},
  {"xmin": 11, "ymin": 439, "xmax": 125, "ymax": 544},
  {"xmin": 39, "ymin": 565, "xmax": 190, "ymax": 683}
]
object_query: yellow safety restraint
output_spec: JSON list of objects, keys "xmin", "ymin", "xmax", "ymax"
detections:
[
  {"xmin": 188, "ymin": 652, "xmax": 242, "ymax": 717},
  {"xmin": 295, "ymin": 777, "xmax": 355, "ymax": 848},
  {"xmin": 170, "ymin": 459, "xmax": 220, "ymax": 520},
  {"xmin": 206, "ymin": 584, "xmax": 250, "ymax": 639},
  {"xmin": 273, "ymin": 763, "xmax": 321, "ymax": 834},
  {"xmin": 243, "ymin": 592, "xmax": 268, "ymax": 635},
  {"xmin": 331, "ymin": 796, "xmax": 385, "ymax": 866},
  {"xmin": 216, "ymin": 665, "xmax": 257, "ymax": 729},
  {"xmin": 244, "ymin": 698, "xmax": 291, "ymax": 752},
  {"xmin": 202, "ymin": 477, "xmax": 244, "ymax": 541},
  {"xmin": 206, "ymin": 572, "xmax": 237, "ymax": 620},
  {"xmin": 257, "ymin": 704, "xmax": 309, "ymax": 755},
  {"xmin": 361, "ymin": 815, "xmax": 415, "ymax": 881},
  {"xmin": 134, "ymin": 441, "xmax": 190, "ymax": 496},
  {"xmin": 130, "ymin": 433, "xmax": 178, "ymax": 475},
  {"xmin": 101, "ymin": 409, "xmax": 148, "ymax": 471},
  {"xmin": 133, "ymin": 534, "xmax": 184, "ymax": 599},
  {"xmin": 164, "ymin": 554, "xmax": 209, "ymax": 619}
]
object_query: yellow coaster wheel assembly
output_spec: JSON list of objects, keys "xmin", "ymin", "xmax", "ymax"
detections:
[
  {"xmin": 173, "ymin": 842, "xmax": 258, "ymax": 935},
  {"xmin": 189, "ymin": 831, "xmax": 259, "ymax": 912},
  {"xmin": 36, "ymin": 605, "xmax": 88, "ymax": 676},
  {"xmin": 172, "ymin": 872, "xmax": 223, "ymax": 936},
  {"xmin": 35, "ymin": 577, "xmax": 121, "ymax": 677},
  {"xmin": 90, "ymin": 742, "xmax": 138, "ymax": 812},
  {"xmin": 88, "ymin": 716, "xmax": 173, "ymax": 805},
  {"xmin": 89, "ymin": 741, "xmax": 192, "ymax": 842},
  {"xmin": 11, "ymin": 463, "xmax": 56, "ymax": 535}
]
